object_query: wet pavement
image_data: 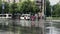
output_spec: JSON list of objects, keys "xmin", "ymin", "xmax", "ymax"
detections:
[
  {"xmin": 0, "ymin": 18, "xmax": 43, "ymax": 34},
  {"xmin": 0, "ymin": 18, "xmax": 60, "ymax": 34}
]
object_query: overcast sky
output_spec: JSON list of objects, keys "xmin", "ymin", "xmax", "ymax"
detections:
[{"xmin": 49, "ymin": 0, "xmax": 59, "ymax": 5}]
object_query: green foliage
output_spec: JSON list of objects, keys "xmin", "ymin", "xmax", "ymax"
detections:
[
  {"xmin": 19, "ymin": 0, "xmax": 40, "ymax": 14},
  {"xmin": 4, "ymin": 2, "xmax": 9, "ymax": 13},
  {"xmin": 0, "ymin": 2, "xmax": 10, "ymax": 13},
  {"xmin": 52, "ymin": 4, "xmax": 60, "ymax": 17},
  {"xmin": 46, "ymin": 2, "xmax": 60, "ymax": 28},
  {"xmin": 0, "ymin": 0, "xmax": 40, "ymax": 14},
  {"xmin": 10, "ymin": 3, "xmax": 18, "ymax": 13},
  {"xmin": 0, "ymin": 0, "xmax": 2, "ymax": 13},
  {"xmin": 0, "ymin": 1, "xmax": 18, "ymax": 14},
  {"xmin": 46, "ymin": 0, "xmax": 51, "ymax": 17}
]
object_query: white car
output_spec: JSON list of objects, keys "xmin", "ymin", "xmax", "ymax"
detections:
[
  {"xmin": 20, "ymin": 16, "xmax": 30, "ymax": 20},
  {"xmin": 20, "ymin": 16, "xmax": 24, "ymax": 20},
  {"xmin": 20, "ymin": 14, "xmax": 30, "ymax": 20},
  {"xmin": 25, "ymin": 16, "xmax": 30, "ymax": 20}
]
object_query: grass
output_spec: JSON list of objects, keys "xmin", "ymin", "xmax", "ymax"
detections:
[{"xmin": 46, "ymin": 17, "xmax": 60, "ymax": 20}]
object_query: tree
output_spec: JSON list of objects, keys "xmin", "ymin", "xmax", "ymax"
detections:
[
  {"xmin": 9, "ymin": 3, "xmax": 18, "ymax": 14},
  {"xmin": 52, "ymin": 4, "xmax": 60, "ymax": 28},
  {"xmin": 0, "ymin": 2, "xmax": 10, "ymax": 14},
  {"xmin": 19, "ymin": 0, "xmax": 40, "ymax": 14},
  {"xmin": 0, "ymin": 0, "xmax": 2, "ymax": 13},
  {"xmin": 0, "ymin": 0, "xmax": 40, "ymax": 14},
  {"xmin": 4, "ymin": 2, "xmax": 9, "ymax": 13},
  {"xmin": 46, "ymin": 0, "xmax": 51, "ymax": 17},
  {"xmin": 52, "ymin": 4, "xmax": 60, "ymax": 17}
]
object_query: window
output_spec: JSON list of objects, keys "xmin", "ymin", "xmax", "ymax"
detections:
[
  {"xmin": 8, "ymin": 15, "xmax": 12, "ymax": 17},
  {"xmin": 0, "ymin": 15, "xmax": 2, "ymax": 17},
  {"xmin": 3, "ymin": 15, "xmax": 6, "ymax": 17}
]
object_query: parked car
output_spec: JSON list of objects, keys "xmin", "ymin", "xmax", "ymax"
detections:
[
  {"xmin": 25, "ymin": 16, "xmax": 30, "ymax": 20},
  {"xmin": 20, "ymin": 14, "xmax": 30, "ymax": 20},
  {"xmin": 20, "ymin": 16, "xmax": 24, "ymax": 20}
]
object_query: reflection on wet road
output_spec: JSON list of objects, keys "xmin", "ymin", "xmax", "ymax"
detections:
[
  {"xmin": 0, "ymin": 18, "xmax": 60, "ymax": 34},
  {"xmin": 0, "ymin": 18, "xmax": 42, "ymax": 34}
]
